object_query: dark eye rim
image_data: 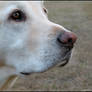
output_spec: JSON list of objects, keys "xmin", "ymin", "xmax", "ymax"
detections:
[{"xmin": 8, "ymin": 9, "xmax": 26, "ymax": 22}]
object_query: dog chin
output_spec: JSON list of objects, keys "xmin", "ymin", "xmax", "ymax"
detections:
[{"xmin": 20, "ymin": 51, "xmax": 72, "ymax": 76}]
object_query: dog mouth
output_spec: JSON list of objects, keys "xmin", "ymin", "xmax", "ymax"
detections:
[
  {"xmin": 20, "ymin": 51, "xmax": 71, "ymax": 76},
  {"xmin": 57, "ymin": 44, "xmax": 73, "ymax": 67},
  {"xmin": 58, "ymin": 51, "xmax": 71, "ymax": 67},
  {"xmin": 20, "ymin": 72, "xmax": 31, "ymax": 75},
  {"xmin": 20, "ymin": 46, "xmax": 73, "ymax": 76}
]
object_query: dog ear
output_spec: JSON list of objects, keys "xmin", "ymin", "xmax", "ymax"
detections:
[
  {"xmin": 40, "ymin": 1, "xmax": 48, "ymax": 14},
  {"xmin": 43, "ymin": 7, "xmax": 48, "ymax": 14}
]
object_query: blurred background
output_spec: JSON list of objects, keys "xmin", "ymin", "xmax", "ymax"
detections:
[{"xmin": 10, "ymin": 1, "xmax": 92, "ymax": 91}]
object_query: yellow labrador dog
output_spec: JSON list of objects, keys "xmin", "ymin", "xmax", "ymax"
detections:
[{"xmin": 0, "ymin": 1, "xmax": 77, "ymax": 90}]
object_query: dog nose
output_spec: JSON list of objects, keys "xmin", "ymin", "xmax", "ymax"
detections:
[{"xmin": 57, "ymin": 31, "xmax": 77, "ymax": 46}]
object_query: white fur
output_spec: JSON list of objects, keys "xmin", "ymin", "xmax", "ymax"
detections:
[{"xmin": 0, "ymin": 1, "xmax": 73, "ymax": 89}]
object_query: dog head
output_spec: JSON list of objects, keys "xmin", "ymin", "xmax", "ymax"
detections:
[{"xmin": 0, "ymin": 1, "xmax": 77, "ymax": 75}]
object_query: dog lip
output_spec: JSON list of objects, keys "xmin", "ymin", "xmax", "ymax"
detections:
[
  {"xmin": 20, "ymin": 72, "xmax": 31, "ymax": 75},
  {"xmin": 64, "ymin": 44, "xmax": 74, "ymax": 50},
  {"xmin": 58, "ymin": 42, "xmax": 74, "ymax": 51},
  {"xmin": 59, "ymin": 58, "xmax": 69, "ymax": 67},
  {"xmin": 59, "ymin": 50, "xmax": 71, "ymax": 67}
]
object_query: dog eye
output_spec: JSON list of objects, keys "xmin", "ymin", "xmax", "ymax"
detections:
[
  {"xmin": 9, "ymin": 9, "xmax": 26, "ymax": 22},
  {"xmin": 43, "ymin": 8, "xmax": 48, "ymax": 14}
]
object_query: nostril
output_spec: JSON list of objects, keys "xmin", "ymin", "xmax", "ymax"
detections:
[
  {"xmin": 68, "ymin": 38, "xmax": 73, "ymax": 43},
  {"xmin": 57, "ymin": 31, "xmax": 77, "ymax": 45}
]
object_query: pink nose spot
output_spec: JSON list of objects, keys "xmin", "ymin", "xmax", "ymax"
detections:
[{"xmin": 58, "ymin": 31, "xmax": 77, "ymax": 44}]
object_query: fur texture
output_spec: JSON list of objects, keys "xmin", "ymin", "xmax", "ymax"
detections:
[{"xmin": 0, "ymin": 1, "xmax": 76, "ymax": 90}]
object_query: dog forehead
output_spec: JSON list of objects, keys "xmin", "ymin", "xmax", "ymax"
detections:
[
  {"xmin": 0, "ymin": 1, "xmax": 43, "ymax": 10},
  {"xmin": 0, "ymin": 1, "xmax": 45, "ymax": 19}
]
